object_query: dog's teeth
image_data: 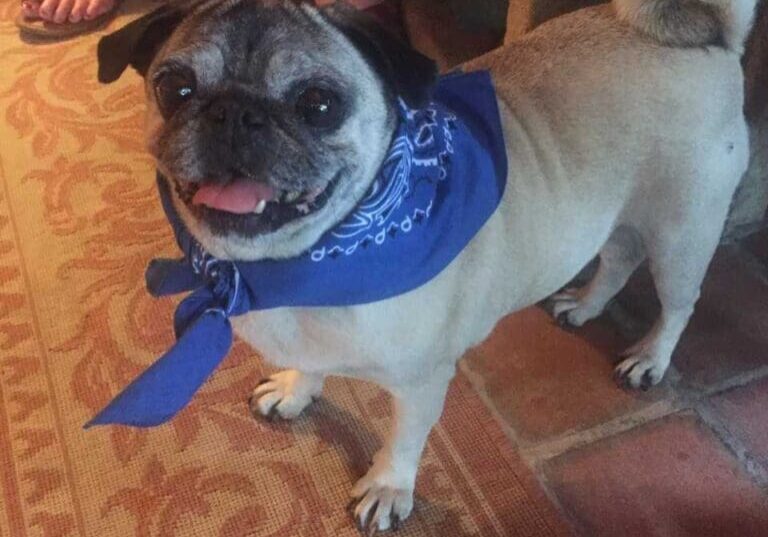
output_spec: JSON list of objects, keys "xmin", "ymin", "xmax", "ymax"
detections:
[
  {"xmin": 285, "ymin": 191, "xmax": 301, "ymax": 203},
  {"xmin": 304, "ymin": 186, "xmax": 325, "ymax": 204},
  {"xmin": 296, "ymin": 203, "xmax": 310, "ymax": 215},
  {"xmin": 254, "ymin": 200, "xmax": 267, "ymax": 215}
]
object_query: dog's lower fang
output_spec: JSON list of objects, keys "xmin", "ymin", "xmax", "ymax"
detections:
[{"xmin": 284, "ymin": 191, "xmax": 301, "ymax": 203}]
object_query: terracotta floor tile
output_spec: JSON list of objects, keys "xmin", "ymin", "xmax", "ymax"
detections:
[
  {"xmin": 464, "ymin": 307, "xmax": 670, "ymax": 443},
  {"xmin": 429, "ymin": 373, "xmax": 576, "ymax": 537},
  {"xmin": 616, "ymin": 247, "xmax": 768, "ymax": 390},
  {"xmin": 710, "ymin": 377, "xmax": 768, "ymax": 469},
  {"xmin": 545, "ymin": 413, "xmax": 768, "ymax": 537},
  {"xmin": 743, "ymin": 228, "xmax": 768, "ymax": 268}
]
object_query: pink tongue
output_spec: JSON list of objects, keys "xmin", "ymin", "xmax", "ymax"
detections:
[{"xmin": 192, "ymin": 180, "xmax": 276, "ymax": 214}]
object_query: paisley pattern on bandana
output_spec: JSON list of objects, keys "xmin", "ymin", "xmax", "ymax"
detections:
[{"xmin": 312, "ymin": 101, "xmax": 458, "ymax": 261}]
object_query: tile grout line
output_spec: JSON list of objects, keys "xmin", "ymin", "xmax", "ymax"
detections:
[
  {"xmin": 684, "ymin": 366, "xmax": 768, "ymax": 400},
  {"xmin": 458, "ymin": 356, "xmax": 684, "ymax": 536},
  {"xmin": 518, "ymin": 399, "xmax": 682, "ymax": 462},
  {"xmin": 0, "ymin": 157, "xmax": 88, "ymax": 537},
  {"xmin": 457, "ymin": 359, "xmax": 527, "ymax": 451},
  {"xmin": 695, "ymin": 398, "xmax": 768, "ymax": 490},
  {"xmin": 459, "ymin": 357, "xmax": 684, "ymax": 463},
  {"xmin": 458, "ymin": 359, "xmax": 588, "ymax": 536},
  {"xmin": 531, "ymin": 460, "xmax": 589, "ymax": 537}
]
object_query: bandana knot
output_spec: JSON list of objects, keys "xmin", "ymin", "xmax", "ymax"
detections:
[{"xmin": 195, "ymin": 256, "xmax": 243, "ymax": 315}]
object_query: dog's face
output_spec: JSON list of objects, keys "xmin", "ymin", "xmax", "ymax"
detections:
[{"xmin": 98, "ymin": 0, "xmax": 436, "ymax": 260}]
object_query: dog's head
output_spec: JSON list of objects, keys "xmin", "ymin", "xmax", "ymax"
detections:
[{"xmin": 98, "ymin": 0, "xmax": 437, "ymax": 260}]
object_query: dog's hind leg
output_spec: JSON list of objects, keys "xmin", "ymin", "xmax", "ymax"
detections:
[
  {"xmin": 614, "ymin": 120, "xmax": 748, "ymax": 390},
  {"xmin": 615, "ymin": 178, "xmax": 738, "ymax": 390},
  {"xmin": 552, "ymin": 226, "xmax": 646, "ymax": 328},
  {"xmin": 249, "ymin": 369, "xmax": 325, "ymax": 420}
]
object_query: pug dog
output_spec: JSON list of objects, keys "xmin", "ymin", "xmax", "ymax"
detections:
[{"xmin": 97, "ymin": 0, "xmax": 755, "ymax": 532}]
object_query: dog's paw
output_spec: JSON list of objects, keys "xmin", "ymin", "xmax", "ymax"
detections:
[
  {"xmin": 349, "ymin": 466, "xmax": 414, "ymax": 535},
  {"xmin": 248, "ymin": 370, "xmax": 323, "ymax": 421},
  {"xmin": 550, "ymin": 289, "xmax": 599, "ymax": 329},
  {"xmin": 614, "ymin": 351, "xmax": 668, "ymax": 391}
]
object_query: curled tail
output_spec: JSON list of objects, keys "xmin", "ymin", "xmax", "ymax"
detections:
[{"xmin": 613, "ymin": 0, "xmax": 757, "ymax": 52}]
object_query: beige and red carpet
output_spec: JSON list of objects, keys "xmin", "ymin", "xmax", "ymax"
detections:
[{"xmin": 0, "ymin": 3, "xmax": 570, "ymax": 536}]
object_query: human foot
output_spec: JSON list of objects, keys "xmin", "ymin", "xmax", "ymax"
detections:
[{"xmin": 21, "ymin": 0, "xmax": 116, "ymax": 25}]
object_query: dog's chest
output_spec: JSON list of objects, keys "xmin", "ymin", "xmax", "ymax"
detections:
[{"xmin": 230, "ymin": 306, "xmax": 389, "ymax": 376}]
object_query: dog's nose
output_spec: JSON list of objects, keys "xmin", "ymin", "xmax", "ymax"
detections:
[{"xmin": 206, "ymin": 96, "xmax": 266, "ymax": 131}]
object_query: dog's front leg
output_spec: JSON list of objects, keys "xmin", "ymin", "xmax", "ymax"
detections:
[{"xmin": 351, "ymin": 365, "xmax": 454, "ymax": 534}]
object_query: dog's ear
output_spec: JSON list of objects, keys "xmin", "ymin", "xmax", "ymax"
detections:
[
  {"xmin": 97, "ymin": 5, "xmax": 185, "ymax": 83},
  {"xmin": 322, "ymin": 4, "xmax": 438, "ymax": 108}
]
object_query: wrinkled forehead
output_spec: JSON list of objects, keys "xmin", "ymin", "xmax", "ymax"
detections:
[{"xmin": 153, "ymin": 0, "xmax": 361, "ymax": 92}]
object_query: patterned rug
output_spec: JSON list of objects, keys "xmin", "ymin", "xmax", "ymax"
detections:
[{"xmin": 0, "ymin": 3, "xmax": 569, "ymax": 536}]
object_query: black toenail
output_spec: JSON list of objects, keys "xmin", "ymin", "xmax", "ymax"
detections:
[
  {"xmin": 641, "ymin": 370, "xmax": 653, "ymax": 391},
  {"xmin": 361, "ymin": 501, "xmax": 378, "ymax": 535},
  {"xmin": 615, "ymin": 363, "xmax": 638, "ymax": 390},
  {"xmin": 266, "ymin": 401, "xmax": 280, "ymax": 422},
  {"xmin": 612, "ymin": 366, "xmax": 623, "ymax": 383},
  {"xmin": 556, "ymin": 312, "xmax": 576, "ymax": 331}
]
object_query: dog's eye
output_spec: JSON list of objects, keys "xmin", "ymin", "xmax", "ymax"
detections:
[
  {"xmin": 154, "ymin": 68, "xmax": 196, "ymax": 118},
  {"xmin": 295, "ymin": 87, "xmax": 342, "ymax": 129}
]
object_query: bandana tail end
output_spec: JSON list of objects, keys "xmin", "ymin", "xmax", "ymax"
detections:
[{"xmin": 84, "ymin": 310, "xmax": 234, "ymax": 429}]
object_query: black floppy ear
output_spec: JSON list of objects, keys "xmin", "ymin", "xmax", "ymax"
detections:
[
  {"xmin": 97, "ymin": 5, "xmax": 185, "ymax": 83},
  {"xmin": 322, "ymin": 4, "xmax": 438, "ymax": 108}
]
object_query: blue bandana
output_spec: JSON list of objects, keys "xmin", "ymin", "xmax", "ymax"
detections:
[{"xmin": 85, "ymin": 70, "xmax": 507, "ymax": 428}]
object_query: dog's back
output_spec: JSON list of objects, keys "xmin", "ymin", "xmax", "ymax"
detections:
[{"xmin": 475, "ymin": 0, "xmax": 754, "ymax": 189}]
